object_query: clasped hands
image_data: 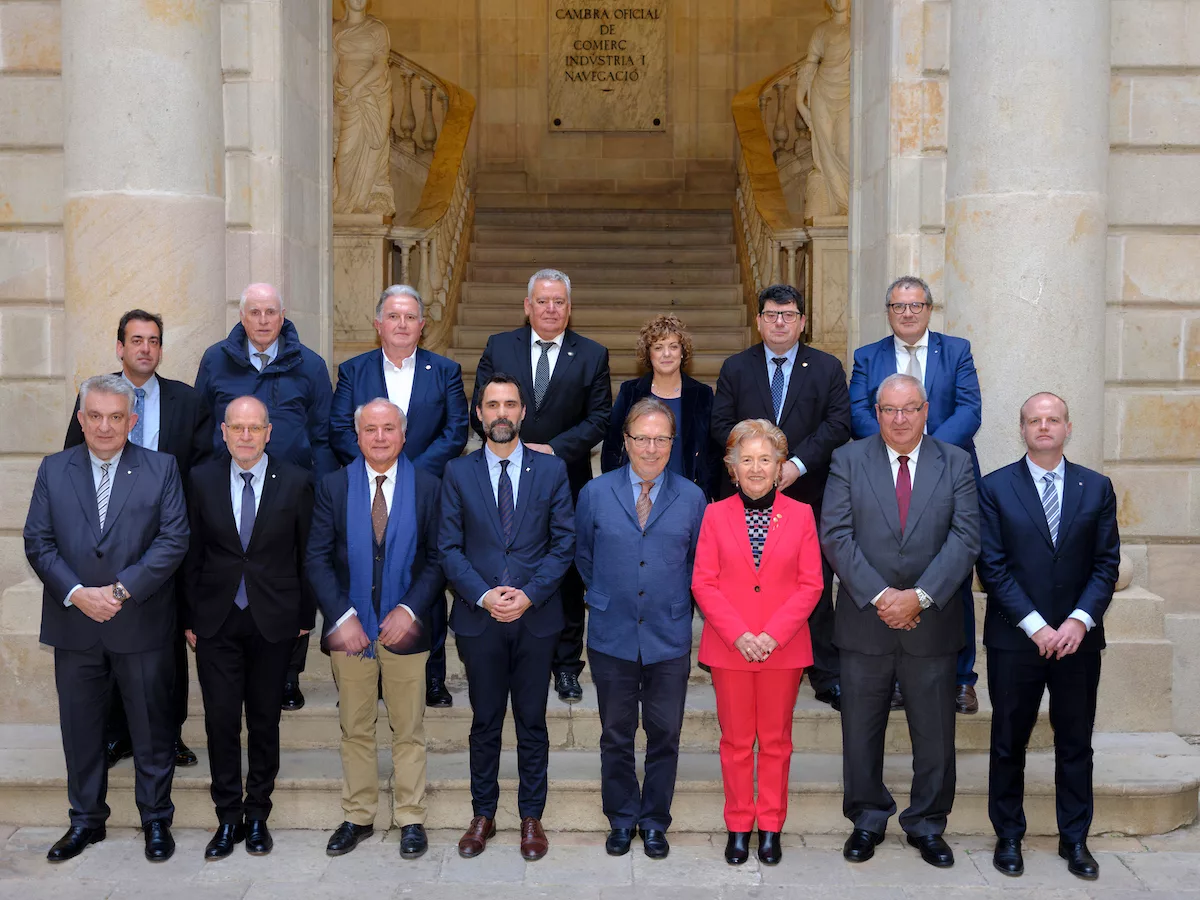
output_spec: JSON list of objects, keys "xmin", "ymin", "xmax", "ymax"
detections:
[
  {"xmin": 1030, "ymin": 618, "xmax": 1086, "ymax": 660},
  {"xmin": 876, "ymin": 587, "xmax": 922, "ymax": 631},
  {"xmin": 733, "ymin": 631, "xmax": 779, "ymax": 663},
  {"xmin": 72, "ymin": 584, "xmax": 125, "ymax": 624},
  {"xmin": 482, "ymin": 586, "xmax": 533, "ymax": 623}
]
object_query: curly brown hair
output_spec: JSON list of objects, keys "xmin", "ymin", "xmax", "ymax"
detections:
[{"xmin": 635, "ymin": 314, "xmax": 694, "ymax": 371}]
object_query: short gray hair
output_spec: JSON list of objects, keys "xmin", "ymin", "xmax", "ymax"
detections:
[
  {"xmin": 239, "ymin": 282, "xmax": 283, "ymax": 314},
  {"xmin": 224, "ymin": 395, "xmax": 270, "ymax": 426},
  {"xmin": 876, "ymin": 372, "xmax": 928, "ymax": 404},
  {"xmin": 353, "ymin": 397, "xmax": 407, "ymax": 435},
  {"xmin": 375, "ymin": 284, "xmax": 425, "ymax": 321},
  {"xmin": 79, "ymin": 374, "xmax": 136, "ymax": 413},
  {"xmin": 527, "ymin": 268, "xmax": 572, "ymax": 300},
  {"xmin": 625, "ymin": 397, "xmax": 676, "ymax": 437},
  {"xmin": 885, "ymin": 275, "xmax": 933, "ymax": 307}
]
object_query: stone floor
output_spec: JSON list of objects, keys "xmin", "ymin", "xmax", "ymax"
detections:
[{"xmin": 5, "ymin": 825, "xmax": 1200, "ymax": 899}]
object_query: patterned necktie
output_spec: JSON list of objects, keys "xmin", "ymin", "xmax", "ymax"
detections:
[
  {"xmin": 896, "ymin": 455, "xmax": 912, "ymax": 532},
  {"xmin": 770, "ymin": 357, "xmax": 787, "ymax": 422},
  {"xmin": 533, "ymin": 340, "xmax": 553, "ymax": 409},
  {"xmin": 1041, "ymin": 471, "xmax": 1060, "ymax": 545},
  {"xmin": 498, "ymin": 459, "xmax": 515, "ymax": 584},
  {"xmin": 904, "ymin": 344, "xmax": 923, "ymax": 383},
  {"xmin": 235, "ymin": 471, "xmax": 254, "ymax": 609},
  {"xmin": 96, "ymin": 462, "xmax": 112, "ymax": 530},
  {"xmin": 372, "ymin": 474, "xmax": 388, "ymax": 545},
  {"xmin": 636, "ymin": 480, "xmax": 653, "ymax": 530},
  {"xmin": 130, "ymin": 387, "xmax": 145, "ymax": 447},
  {"xmin": 254, "ymin": 351, "xmax": 270, "ymax": 372}
]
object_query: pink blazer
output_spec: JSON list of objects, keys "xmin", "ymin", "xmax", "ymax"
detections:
[{"xmin": 691, "ymin": 494, "xmax": 824, "ymax": 671}]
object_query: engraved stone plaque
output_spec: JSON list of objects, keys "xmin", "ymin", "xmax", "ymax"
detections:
[{"xmin": 548, "ymin": 2, "xmax": 667, "ymax": 132}]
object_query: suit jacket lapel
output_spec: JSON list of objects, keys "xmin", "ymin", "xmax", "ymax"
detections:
[
  {"xmin": 370, "ymin": 349, "xmax": 389, "ymax": 399},
  {"xmin": 218, "ymin": 461, "xmax": 242, "ymax": 547},
  {"xmin": 509, "ymin": 447, "xmax": 537, "ymax": 541},
  {"xmin": 1013, "ymin": 461, "xmax": 1055, "ymax": 548},
  {"xmin": 1057, "ymin": 459, "xmax": 1084, "ymax": 545},
  {"xmin": 749, "ymin": 344, "xmax": 775, "ymax": 419},
  {"xmin": 900, "ymin": 437, "xmax": 943, "ymax": 547},
  {"xmin": 611, "ymin": 469, "xmax": 639, "ymax": 527},
  {"xmin": 246, "ymin": 459, "xmax": 282, "ymax": 550},
  {"xmin": 68, "ymin": 447, "xmax": 102, "ymax": 541},
  {"xmin": 99, "ymin": 444, "xmax": 140, "ymax": 540},
  {"xmin": 865, "ymin": 437, "xmax": 903, "ymax": 543},
  {"xmin": 721, "ymin": 499, "xmax": 760, "ymax": 577},
  {"xmin": 643, "ymin": 472, "xmax": 678, "ymax": 532},
  {"xmin": 778, "ymin": 345, "xmax": 808, "ymax": 424},
  {"xmin": 516, "ymin": 326, "xmax": 536, "ymax": 401},
  {"xmin": 409, "ymin": 348, "xmax": 433, "ymax": 405},
  {"xmin": 923, "ymin": 332, "xmax": 944, "ymax": 399},
  {"xmin": 756, "ymin": 501, "xmax": 784, "ymax": 571},
  {"xmin": 473, "ymin": 451, "xmax": 506, "ymax": 545},
  {"xmin": 157, "ymin": 379, "xmax": 178, "ymax": 457},
  {"xmin": 540, "ymin": 330, "xmax": 579, "ymax": 407}
]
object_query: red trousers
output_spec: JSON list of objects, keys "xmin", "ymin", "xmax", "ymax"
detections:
[{"xmin": 710, "ymin": 666, "xmax": 803, "ymax": 831}]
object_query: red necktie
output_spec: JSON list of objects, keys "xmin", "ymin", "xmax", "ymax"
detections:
[{"xmin": 896, "ymin": 455, "xmax": 911, "ymax": 532}]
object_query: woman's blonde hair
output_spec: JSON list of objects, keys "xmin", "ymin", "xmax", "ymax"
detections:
[
  {"xmin": 635, "ymin": 314, "xmax": 693, "ymax": 371},
  {"xmin": 724, "ymin": 418, "xmax": 789, "ymax": 476}
]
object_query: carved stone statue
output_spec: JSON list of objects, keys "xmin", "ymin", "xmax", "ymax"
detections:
[
  {"xmin": 333, "ymin": 0, "xmax": 395, "ymax": 216},
  {"xmin": 796, "ymin": 0, "xmax": 851, "ymax": 219}
]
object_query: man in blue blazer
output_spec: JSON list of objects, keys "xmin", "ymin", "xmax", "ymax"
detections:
[
  {"xmin": 329, "ymin": 284, "xmax": 468, "ymax": 707},
  {"xmin": 848, "ymin": 275, "xmax": 983, "ymax": 713},
  {"xmin": 576, "ymin": 397, "xmax": 706, "ymax": 861},
  {"xmin": 24, "ymin": 375, "xmax": 189, "ymax": 863},
  {"xmin": 440, "ymin": 374, "xmax": 575, "ymax": 863},
  {"xmin": 976, "ymin": 393, "xmax": 1119, "ymax": 882}
]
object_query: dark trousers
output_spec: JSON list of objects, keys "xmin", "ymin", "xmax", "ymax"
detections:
[
  {"xmin": 426, "ymin": 588, "xmax": 449, "ymax": 685},
  {"xmin": 105, "ymin": 629, "xmax": 187, "ymax": 747},
  {"xmin": 553, "ymin": 564, "xmax": 586, "ymax": 678},
  {"xmin": 841, "ymin": 649, "xmax": 957, "ymax": 837},
  {"xmin": 457, "ymin": 619, "xmax": 557, "ymax": 819},
  {"xmin": 56, "ymin": 642, "xmax": 176, "ymax": 828},
  {"xmin": 195, "ymin": 604, "xmax": 293, "ymax": 825},
  {"xmin": 590, "ymin": 648, "xmax": 690, "ymax": 831},
  {"xmin": 956, "ymin": 578, "xmax": 978, "ymax": 686},
  {"xmin": 286, "ymin": 632, "xmax": 308, "ymax": 683},
  {"xmin": 806, "ymin": 554, "xmax": 839, "ymax": 694},
  {"xmin": 988, "ymin": 648, "xmax": 1101, "ymax": 843}
]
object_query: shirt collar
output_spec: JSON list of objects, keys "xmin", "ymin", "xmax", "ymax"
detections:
[
  {"xmin": 382, "ymin": 348, "xmax": 417, "ymax": 372},
  {"xmin": 484, "ymin": 441, "xmax": 524, "ymax": 472},
  {"xmin": 89, "ymin": 445, "xmax": 124, "ymax": 470},
  {"xmin": 884, "ymin": 438, "xmax": 922, "ymax": 467},
  {"xmin": 122, "ymin": 372, "xmax": 158, "ymax": 398},
  {"xmin": 248, "ymin": 339, "xmax": 279, "ymax": 363},
  {"xmin": 893, "ymin": 330, "xmax": 930, "ymax": 352},
  {"xmin": 629, "ymin": 464, "xmax": 665, "ymax": 489},
  {"xmin": 365, "ymin": 458, "xmax": 399, "ymax": 484},
  {"xmin": 231, "ymin": 453, "xmax": 269, "ymax": 483},
  {"xmin": 531, "ymin": 329, "xmax": 564, "ymax": 349},
  {"xmin": 1025, "ymin": 455, "xmax": 1066, "ymax": 482},
  {"xmin": 765, "ymin": 342, "xmax": 799, "ymax": 364}
]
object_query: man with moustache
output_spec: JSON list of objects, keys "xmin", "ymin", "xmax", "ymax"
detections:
[
  {"xmin": 470, "ymin": 269, "xmax": 610, "ymax": 702},
  {"xmin": 711, "ymin": 283, "xmax": 851, "ymax": 709},
  {"xmin": 65, "ymin": 309, "xmax": 212, "ymax": 769},
  {"xmin": 180, "ymin": 396, "xmax": 315, "ymax": 860},
  {"xmin": 442, "ymin": 374, "xmax": 576, "ymax": 861},
  {"xmin": 330, "ymin": 284, "xmax": 468, "ymax": 707}
]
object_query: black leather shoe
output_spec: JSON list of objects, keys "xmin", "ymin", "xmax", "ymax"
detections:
[
  {"xmin": 204, "ymin": 823, "xmax": 244, "ymax": 860},
  {"xmin": 105, "ymin": 739, "xmax": 133, "ymax": 769},
  {"xmin": 399, "ymin": 824, "xmax": 427, "ymax": 859},
  {"xmin": 144, "ymin": 821, "xmax": 175, "ymax": 862},
  {"xmin": 889, "ymin": 682, "xmax": 905, "ymax": 710},
  {"xmin": 175, "ymin": 739, "xmax": 198, "ymax": 767},
  {"xmin": 47, "ymin": 825, "xmax": 105, "ymax": 862},
  {"xmin": 326, "ymin": 821, "xmax": 373, "ymax": 856},
  {"xmin": 757, "ymin": 830, "xmax": 782, "ymax": 865},
  {"xmin": 426, "ymin": 679, "xmax": 452, "ymax": 708},
  {"xmin": 1058, "ymin": 839, "xmax": 1099, "ymax": 880},
  {"xmin": 814, "ymin": 684, "xmax": 842, "ymax": 711},
  {"xmin": 281, "ymin": 681, "xmax": 305, "ymax": 711},
  {"xmin": 993, "ymin": 837, "xmax": 1023, "ymax": 876},
  {"xmin": 640, "ymin": 828, "xmax": 669, "ymax": 860},
  {"xmin": 724, "ymin": 831, "xmax": 751, "ymax": 865},
  {"xmin": 606, "ymin": 827, "xmax": 634, "ymax": 856},
  {"xmin": 245, "ymin": 819, "xmax": 272, "ymax": 855},
  {"xmin": 907, "ymin": 833, "xmax": 954, "ymax": 868},
  {"xmin": 843, "ymin": 829, "xmax": 883, "ymax": 863},
  {"xmin": 555, "ymin": 672, "xmax": 583, "ymax": 703}
]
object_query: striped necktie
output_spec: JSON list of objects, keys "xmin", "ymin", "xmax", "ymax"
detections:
[
  {"xmin": 770, "ymin": 357, "xmax": 787, "ymax": 422},
  {"xmin": 96, "ymin": 462, "xmax": 112, "ymax": 530},
  {"xmin": 1041, "ymin": 471, "xmax": 1060, "ymax": 545}
]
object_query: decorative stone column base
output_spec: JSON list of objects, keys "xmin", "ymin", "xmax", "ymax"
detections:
[
  {"xmin": 805, "ymin": 219, "xmax": 849, "ymax": 368},
  {"xmin": 333, "ymin": 214, "xmax": 392, "ymax": 362}
]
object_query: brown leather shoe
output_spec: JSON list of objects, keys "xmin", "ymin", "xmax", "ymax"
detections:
[
  {"xmin": 457, "ymin": 816, "xmax": 496, "ymax": 859},
  {"xmin": 520, "ymin": 816, "xmax": 549, "ymax": 861},
  {"xmin": 956, "ymin": 684, "xmax": 979, "ymax": 715}
]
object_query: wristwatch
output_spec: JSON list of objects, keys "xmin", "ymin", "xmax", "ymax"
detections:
[
  {"xmin": 915, "ymin": 587, "xmax": 934, "ymax": 610},
  {"xmin": 111, "ymin": 582, "xmax": 130, "ymax": 603}
]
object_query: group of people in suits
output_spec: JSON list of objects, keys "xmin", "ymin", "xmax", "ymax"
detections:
[{"xmin": 23, "ymin": 268, "xmax": 1118, "ymax": 883}]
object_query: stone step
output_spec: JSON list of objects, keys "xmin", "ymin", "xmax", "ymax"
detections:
[
  {"xmin": 466, "ymin": 263, "xmax": 740, "ymax": 286},
  {"xmin": 473, "ymin": 226, "xmax": 735, "ymax": 247},
  {"xmin": 4, "ymin": 725, "xmax": 1196, "ymax": 834},
  {"xmin": 474, "ymin": 208, "xmax": 733, "ymax": 229},
  {"xmin": 452, "ymin": 325, "xmax": 750, "ymax": 353},
  {"xmin": 474, "ymin": 192, "xmax": 732, "ymax": 211},
  {"xmin": 457, "ymin": 305, "xmax": 747, "ymax": 329},
  {"xmin": 469, "ymin": 244, "xmax": 738, "ymax": 265},
  {"xmin": 461, "ymin": 283, "xmax": 742, "ymax": 306},
  {"xmin": 452, "ymin": 348, "xmax": 729, "ymax": 378}
]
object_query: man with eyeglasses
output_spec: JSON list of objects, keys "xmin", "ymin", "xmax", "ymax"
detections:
[
  {"xmin": 848, "ymin": 275, "xmax": 983, "ymax": 715},
  {"xmin": 711, "ymin": 283, "xmax": 852, "ymax": 710},
  {"xmin": 574, "ymin": 398, "xmax": 707, "ymax": 860}
]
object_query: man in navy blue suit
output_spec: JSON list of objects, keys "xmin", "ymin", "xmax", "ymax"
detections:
[
  {"xmin": 329, "ymin": 284, "xmax": 468, "ymax": 707},
  {"xmin": 848, "ymin": 275, "xmax": 983, "ymax": 714},
  {"xmin": 441, "ymin": 374, "xmax": 575, "ymax": 862},
  {"xmin": 977, "ymin": 393, "xmax": 1119, "ymax": 882}
]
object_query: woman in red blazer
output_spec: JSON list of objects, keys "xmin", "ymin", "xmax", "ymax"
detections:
[{"xmin": 692, "ymin": 419, "xmax": 824, "ymax": 867}]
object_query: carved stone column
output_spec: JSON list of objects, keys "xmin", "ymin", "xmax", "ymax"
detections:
[
  {"xmin": 61, "ymin": 0, "xmax": 226, "ymax": 391},
  {"xmin": 944, "ymin": 0, "xmax": 1109, "ymax": 470}
]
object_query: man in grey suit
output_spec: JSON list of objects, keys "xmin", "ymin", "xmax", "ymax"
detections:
[
  {"xmin": 24, "ymin": 375, "xmax": 190, "ymax": 864},
  {"xmin": 820, "ymin": 373, "xmax": 979, "ymax": 868}
]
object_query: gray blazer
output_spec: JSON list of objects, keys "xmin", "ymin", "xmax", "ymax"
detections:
[{"xmin": 819, "ymin": 434, "xmax": 979, "ymax": 657}]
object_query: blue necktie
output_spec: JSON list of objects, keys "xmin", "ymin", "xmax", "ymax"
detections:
[
  {"xmin": 1041, "ymin": 472, "xmax": 1060, "ymax": 546},
  {"xmin": 770, "ymin": 357, "xmax": 787, "ymax": 422},
  {"xmin": 130, "ymin": 387, "xmax": 145, "ymax": 446},
  {"xmin": 498, "ymin": 459, "xmax": 514, "ymax": 584},
  {"xmin": 235, "ymin": 471, "xmax": 255, "ymax": 609}
]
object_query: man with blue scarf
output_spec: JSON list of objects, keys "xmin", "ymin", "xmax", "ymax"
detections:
[{"xmin": 305, "ymin": 398, "xmax": 442, "ymax": 861}]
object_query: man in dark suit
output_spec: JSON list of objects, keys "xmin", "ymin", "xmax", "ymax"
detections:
[
  {"xmin": 26, "ymin": 375, "xmax": 189, "ymax": 863},
  {"xmin": 181, "ymin": 396, "xmax": 315, "ymax": 860},
  {"xmin": 306, "ymin": 398, "xmax": 443, "ymax": 862},
  {"xmin": 849, "ymin": 276, "xmax": 983, "ymax": 714},
  {"xmin": 64, "ymin": 309, "xmax": 211, "ymax": 769},
  {"xmin": 330, "ymin": 284, "xmax": 467, "ymax": 707},
  {"xmin": 442, "ymin": 374, "xmax": 575, "ymax": 862},
  {"xmin": 470, "ymin": 268, "xmax": 610, "ymax": 702},
  {"xmin": 711, "ymin": 283, "xmax": 851, "ymax": 708},
  {"xmin": 820, "ymin": 373, "xmax": 979, "ymax": 869},
  {"xmin": 977, "ymin": 393, "xmax": 1119, "ymax": 881}
]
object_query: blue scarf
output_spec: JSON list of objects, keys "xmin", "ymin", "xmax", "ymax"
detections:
[{"xmin": 345, "ymin": 456, "xmax": 417, "ymax": 657}]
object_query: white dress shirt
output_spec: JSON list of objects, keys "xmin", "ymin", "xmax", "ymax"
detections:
[
  {"xmin": 248, "ymin": 339, "xmax": 279, "ymax": 371},
  {"xmin": 1017, "ymin": 455, "xmax": 1095, "ymax": 637},
  {"xmin": 125, "ymin": 373, "xmax": 160, "ymax": 451},
  {"xmin": 530, "ymin": 330, "xmax": 564, "ymax": 382},
  {"xmin": 382, "ymin": 349, "xmax": 417, "ymax": 414},
  {"xmin": 65, "ymin": 447, "xmax": 127, "ymax": 607},
  {"xmin": 870, "ymin": 439, "xmax": 923, "ymax": 607},
  {"xmin": 478, "ymin": 442, "xmax": 526, "ymax": 605},
  {"xmin": 893, "ymin": 329, "xmax": 929, "ymax": 387},
  {"xmin": 762, "ymin": 342, "xmax": 808, "ymax": 477},
  {"xmin": 230, "ymin": 453, "xmax": 269, "ymax": 522}
]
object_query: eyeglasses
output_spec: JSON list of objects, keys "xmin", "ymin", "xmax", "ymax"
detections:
[
  {"xmin": 877, "ymin": 404, "xmax": 927, "ymax": 418},
  {"xmin": 760, "ymin": 310, "xmax": 801, "ymax": 324},
  {"xmin": 227, "ymin": 424, "xmax": 268, "ymax": 435},
  {"xmin": 887, "ymin": 302, "xmax": 930, "ymax": 314},
  {"xmin": 625, "ymin": 434, "xmax": 674, "ymax": 448}
]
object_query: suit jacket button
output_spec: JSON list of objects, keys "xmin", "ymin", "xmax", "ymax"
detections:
[
  {"xmin": 754, "ymin": 585, "xmax": 761, "ymax": 592},
  {"xmin": 638, "ymin": 590, "xmax": 645, "ymax": 596},
  {"xmin": 639, "ymin": 560, "xmax": 646, "ymax": 567},
  {"xmin": 242, "ymin": 555, "xmax": 249, "ymax": 562},
  {"xmin": 95, "ymin": 549, "xmax": 103, "ymax": 558},
  {"xmin": 638, "ymin": 617, "xmax": 644, "ymax": 624},
  {"xmin": 505, "ymin": 549, "xmax": 510, "ymax": 555}
]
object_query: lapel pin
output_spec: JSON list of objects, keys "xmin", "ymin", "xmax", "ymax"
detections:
[
  {"xmin": 425, "ymin": 364, "xmax": 432, "ymax": 370},
  {"xmin": 567, "ymin": 351, "xmax": 574, "ymax": 357},
  {"xmin": 271, "ymin": 473, "xmax": 276, "ymax": 479},
  {"xmin": 126, "ymin": 470, "xmax": 132, "ymax": 475},
  {"xmin": 801, "ymin": 361, "xmax": 808, "ymax": 367}
]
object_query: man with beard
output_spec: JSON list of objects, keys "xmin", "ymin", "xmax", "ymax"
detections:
[{"xmin": 440, "ymin": 374, "xmax": 575, "ymax": 862}]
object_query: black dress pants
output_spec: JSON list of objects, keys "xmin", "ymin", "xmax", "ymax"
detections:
[
  {"xmin": 806, "ymin": 553, "xmax": 840, "ymax": 694},
  {"xmin": 195, "ymin": 604, "xmax": 293, "ymax": 825},
  {"xmin": 552, "ymin": 565, "xmax": 586, "ymax": 678},
  {"xmin": 426, "ymin": 588, "xmax": 449, "ymax": 685}
]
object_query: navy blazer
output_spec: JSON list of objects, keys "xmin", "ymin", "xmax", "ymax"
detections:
[
  {"xmin": 849, "ymin": 331, "xmax": 982, "ymax": 476},
  {"xmin": 977, "ymin": 457, "xmax": 1120, "ymax": 654},
  {"xmin": 24, "ymin": 442, "xmax": 189, "ymax": 654},
  {"xmin": 600, "ymin": 373, "xmax": 719, "ymax": 499},
  {"xmin": 330, "ymin": 347, "xmax": 469, "ymax": 476},
  {"xmin": 439, "ymin": 445, "xmax": 576, "ymax": 639},
  {"xmin": 304, "ymin": 463, "xmax": 443, "ymax": 652},
  {"xmin": 575, "ymin": 467, "xmax": 707, "ymax": 665}
]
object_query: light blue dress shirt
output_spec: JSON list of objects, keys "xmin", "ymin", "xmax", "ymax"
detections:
[
  {"xmin": 629, "ymin": 464, "xmax": 664, "ymax": 506},
  {"xmin": 230, "ymin": 453, "xmax": 269, "ymax": 522},
  {"xmin": 124, "ymin": 373, "xmax": 160, "ymax": 451},
  {"xmin": 248, "ymin": 339, "xmax": 279, "ymax": 371}
]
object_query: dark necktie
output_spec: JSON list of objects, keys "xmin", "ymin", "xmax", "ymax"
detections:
[
  {"xmin": 534, "ymin": 340, "xmax": 553, "ymax": 409},
  {"xmin": 235, "ymin": 471, "xmax": 254, "ymax": 609},
  {"xmin": 372, "ymin": 474, "xmax": 388, "ymax": 545},
  {"xmin": 771, "ymin": 357, "xmax": 787, "ymax": 422},
  {"xmin": 498, "ymin": 459, "xmax": 514, "ymax": 584},
  {"xmin": 130, "ymin": 387, "xmax": 145, "ymax": 446},
  {"xmin": 254, "ymin": 351, "xmax": 270, "ymax": 372},
  {"xmin": 636, "ymin": 480, "xmax": 653, "ymax": 530},
  {"xmin": 896, "ymin": 455, "xmax": 912, "ymax": 533}
]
